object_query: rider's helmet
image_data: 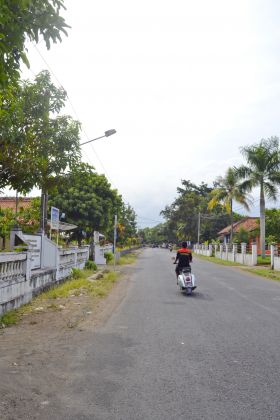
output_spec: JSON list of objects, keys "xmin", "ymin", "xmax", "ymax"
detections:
[{"xmin": 182, "ymin": 241, "xmax": 188, "ymax": 248}]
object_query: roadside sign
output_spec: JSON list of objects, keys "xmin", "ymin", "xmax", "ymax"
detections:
[{"xmin": 51, "ymin": 207, "xmax": 59, "ymax": 230}]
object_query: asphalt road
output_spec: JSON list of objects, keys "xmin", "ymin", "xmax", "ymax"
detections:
[{"xmin": 42, "ymin": 249, "xmax": 280, "ymax": 419}]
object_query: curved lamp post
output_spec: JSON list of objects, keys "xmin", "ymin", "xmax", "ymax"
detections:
[
  {"xmin": 80, "ymin": 129, "xmax": 116, "ymax": 146},
  {"xmin": 39, "ymin": 129, "xmax": 117, "ymax": 234}
]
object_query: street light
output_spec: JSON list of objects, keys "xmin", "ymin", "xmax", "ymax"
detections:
[{"xmin": 80, "ymin": 129, "xmax": 117, "ymax": 146}]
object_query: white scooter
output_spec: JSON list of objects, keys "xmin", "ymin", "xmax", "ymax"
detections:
[{"xmin": 177, "ymin": 266, "xmax": 197, "ymax": 295}]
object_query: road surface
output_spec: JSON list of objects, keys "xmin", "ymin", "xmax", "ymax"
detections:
[{"xmin": 2, "ymin": 248, "xmax": 280, "ymax": 419}]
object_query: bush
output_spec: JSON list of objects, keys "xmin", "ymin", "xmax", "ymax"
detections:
[
  {"xmin": 104, "ymin": 251, "xmax": 114, "ymax": 264},
  {"xmin": 85, "ymin": 260, "xmax": 97, "ymax": 270},
  {"xmin": 71, "ymin": 268, "xmax": 83, "ymax": 279}
]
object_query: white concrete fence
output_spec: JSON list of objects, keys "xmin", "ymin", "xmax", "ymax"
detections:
[
  {"xmin": 194, "ymin": 243, "xmax": 213, "ymax": 257},
  {"xmin": 194, "ymin": 243, "xmax": 258, "ymax": 266},
  {"xmin": 270, "ymin": 244, "xmax": 280, "ymax": 270},
  {"xmin": 0, "ymin": 244, "xmax": 89, "ymax": 316}
]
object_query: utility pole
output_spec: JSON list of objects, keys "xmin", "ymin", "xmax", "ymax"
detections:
[
  {"xmin": 113, "ymin": 214, "xmax": 117, "ymax": 269},
  {"xmin": 197, "ymin": 212, "xmax": 201, "ymax": 244}
]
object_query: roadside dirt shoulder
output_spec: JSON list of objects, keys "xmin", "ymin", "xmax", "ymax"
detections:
[{"xmin": 0, "ymin": 265, "xmax": 134, "ymax": 420}]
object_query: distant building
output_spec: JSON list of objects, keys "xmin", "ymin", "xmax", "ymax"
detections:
[
  {"xmin": 0, "ymin": 197, "xmax": 33, "ymax": 212},
  {"xmin": 218, "ymin": 217, "xmax": 259, "ymax": 245}
]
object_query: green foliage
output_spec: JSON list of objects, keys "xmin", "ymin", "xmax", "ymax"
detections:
[
  {"xmin": 158, "ymin": 180, "xmax": 243, "ymax": 244},
  {"xmin": 48, "ymin": 162, "xmax": 124, "ymax": 244},
  {"xmin": 117, "ymin": 253, "xmax": 137, "ymax": 265},
  {"xmin": 117, "ymin": 204, "xmax": 138, "ymax": 245},
  {"xmin": 104, "ymin": 251, "xmax": 114, "ymax": 264},
  {"xmin": 71, "ymin": 268, "xmax": 83, "ymax": 279},
  {"xmin": 0, "ymin": 0, "xmax": 69, "ymax": 87},
  {"xmin": 208, "ymin": 167, "xmax": 250, "ymax": 242},
  {"xmin": 257, "ymin": 256, "xmax": 270, "ymax": 265},
  {"xmin": 0, "ymin": 207, "xmax": 15, "ymax": 248},
  {"xmin": 236, "ymin": 137, "xmax": 280, "ymax": 256},
  {"xmin": 0, "ymin": 309, "xmax": 19, "ymax": 327},
  {"xmin": 245, "ymin": 268, "xmax": 280, "ymax": 282},
  {"xmin": 195, "ymin": 254, "xmax": 242, "ymax": 266},
  {"xmin": 266, "ymin": 235, "xmax": 277, "ymax": 245},
  {"xmin": 265, "ymin": 208, "xmax": 280, "ymax": 243},
  {"xmin": 0, "ymin": 207, "xmax": 14, "ymax": 236},
  {"xmin": 85, "ymin": 260, "xmax": 97, "ymax": 271},
  {"xmin": 0, "ymin": 71, "xmax": 81, "ymax": 193},
  {"xmin": 233, "ymin": 227, "xmax": 249, "ymax": 244},
  {"xmin": 138, "ymin": 223, "xmax": 167, "ymax": 244},
  {"xmin": 17, "ymin": 197, "xmax": 40, "ymax": 233}
]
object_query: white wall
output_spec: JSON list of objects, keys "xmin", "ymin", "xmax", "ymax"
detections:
[{"xmin": 0, "ymin": 244, "xmax": 90, "ymax": 316}]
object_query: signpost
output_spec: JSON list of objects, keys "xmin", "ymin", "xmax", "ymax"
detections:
[{"xmin": 50, "ymin": 207, "xmax": 59, "ymax": 243}]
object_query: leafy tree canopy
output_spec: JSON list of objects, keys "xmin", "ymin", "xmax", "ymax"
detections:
[
  {"xmin": 48, "ymin": 163, "xmax": 132, "ymax": 245},
  {"xmin": 0, "ymin": 0, "xmax": 69, "ymax": 87},
  {"xmin": 0, "ymin": 70, "xmax": 81, "ymax": 193},
  {"xmin": 160, "ymin": 179, "xmax": 244, "ymax": 244},
  {"xmin": 117, "ymin": 204, "xmax": 137, "ymax": 245},
  {"xmin": 265, "ymin": 208, "xmax": 280, "ymax": 243}
]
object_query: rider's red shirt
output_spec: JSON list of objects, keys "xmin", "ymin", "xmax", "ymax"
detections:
[{"xmin": 175, "ymin": 247, "xmax": 192, "ymax": 266}]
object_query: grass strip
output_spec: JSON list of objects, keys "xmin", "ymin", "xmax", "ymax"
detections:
[
  {"xmin": 241, "ymin": 267, "xmax": 280, "ymax": 282},
  {"xmin": 194, "ymin": 253, "xmax": 243, "ymax": 266},
  {"xmin": 0, "ymin": 269, "xmax": 119, "ymax": 328},
  {"xmin": 117, "ymin": 253, "xmax": 137, "ymax": 265},
  {"xmin": 257, "ymin": 256, "xmax": 270, "ymax": 265},
  {"xmin": 194, "ymin": 253, "xmax": 280, "ymax": 282}
]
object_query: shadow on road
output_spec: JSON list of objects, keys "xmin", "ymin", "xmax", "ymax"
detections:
[{"xmin": 163, "ymin": 291, "xmax": 214, "ymax": 303}]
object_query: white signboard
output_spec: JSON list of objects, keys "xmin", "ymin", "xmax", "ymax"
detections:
[
  {"xmin": 51, "ymin": 207, "xmax": 59, "ymax": 230},
  {"xmin": 22, "ymin": 234, "xmax": 41, "ymax": 269}
]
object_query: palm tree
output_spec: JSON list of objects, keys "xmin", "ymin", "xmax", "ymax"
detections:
[
  {"xmin": 235, "ymin": 137, "xmax": 280, "ymax": 258},
  {"xmin": 208, "ymin": 167, "xmax": 250, "ymax": 242}
]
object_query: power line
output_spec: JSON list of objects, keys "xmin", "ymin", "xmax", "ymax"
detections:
[
  {"xmin": 32, "ymin": 44, "xmax": 117, "ymax": 188},
  {"xmin": 29, "ymin": 45, "xmax": 145, "ymax": 230}
]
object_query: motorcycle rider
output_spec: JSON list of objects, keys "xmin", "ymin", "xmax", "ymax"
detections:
[{"xmin": 174, "ymin": 241, "xmax": 192, "ymax": 278}]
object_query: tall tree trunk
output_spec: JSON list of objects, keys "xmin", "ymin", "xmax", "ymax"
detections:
[
  {"xmin": 230, "ymin": 199, "xmax": 233, "ymax": 243},
  {"xmin": 44, "ymin": 189, "xmax": 48, "ymax": 234},
  {"xmin": 260, "ymin": 183, "xmax": 266, "ymax": 258},
  {"xmin": 39, "ymin": 189, "xmax": 46, "ymax": 233}
]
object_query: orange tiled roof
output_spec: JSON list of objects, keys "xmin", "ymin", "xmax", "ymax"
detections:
[{"xmin": 218, "ymin": 217, "xmax": 259, "ymax": 235}]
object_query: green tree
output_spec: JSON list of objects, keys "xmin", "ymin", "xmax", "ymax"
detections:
[
  {"xmin": 0, "ymin": 0, "xmax": 69, "ymax": 87},
  {"xmin": 117, "ymin": 204, "xmax": 138, "ymax": 246},
  {"xmin": 0, "ymin": 71, "xmax": 81, "ymax": 229},
  {"xmin": 138, "ymin": 224, "xmax": 167, "ymax": 244},
  {"xmin": 49, "ymin": 163, "xmax": 124, "ymax": 245},
  {"xmin": 17, "ymin": 197, "xmax": 40, "ymax": 233},
  {"xmin": 160, "ymin": 180, "xmax": 232, "ymax": 244},
  {"xmin": 0, "ymin": 207, "xmax": 14, "ymax": 249},
  {"xmin": 265, "ymin": 208, "xmax": 280, "ymax": 243},
  {"xmin": 208, "ymin": 167, "xmax": 250, "ymax": 242},
  {"xmin": 236, "ymin": 137, "xmax": 280, "ymax": 257}
]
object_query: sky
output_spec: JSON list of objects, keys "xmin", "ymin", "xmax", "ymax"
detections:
[{"xmin": 18, "ymin": 0, "xmax": 280, "ymax": 227}]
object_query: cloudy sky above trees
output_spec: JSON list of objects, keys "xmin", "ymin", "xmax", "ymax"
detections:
[{"xmin": 22, "ymin": 0, "xmax": 280, "ymax": 227}]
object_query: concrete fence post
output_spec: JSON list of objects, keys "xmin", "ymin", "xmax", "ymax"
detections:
[
  {"xmin": 241, "ymin": 242, "xmax": 247, "ymax": 265},
  {"xmin": 219, "ymin": 244, "xmax": 223, "ymax": 259},
  {"xmin": 271, "ymin": 244, "xmax": 275, "ymax": 270},
  {"xmin": 232, "ymin": 243, "xmax": 237, "ymax": 262},
  {"xmin": 225, "ymin": 244, "xmax": 229, "ymax": 261},
  {"xmin": 251, "ymin": 243, "xmax": 257, "ymax": 266},
  {"xmin": 214, "ymin": 244, "xmax": 218, "ymax": 257},
  {"xmin": 209, "ymin": 244, "xmax": 213, "ymax": 257}
]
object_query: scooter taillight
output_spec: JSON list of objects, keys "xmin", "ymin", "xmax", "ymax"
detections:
[{"xmin": 185, "ymin": 276, "xmax": 192, "ymax": 283}]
